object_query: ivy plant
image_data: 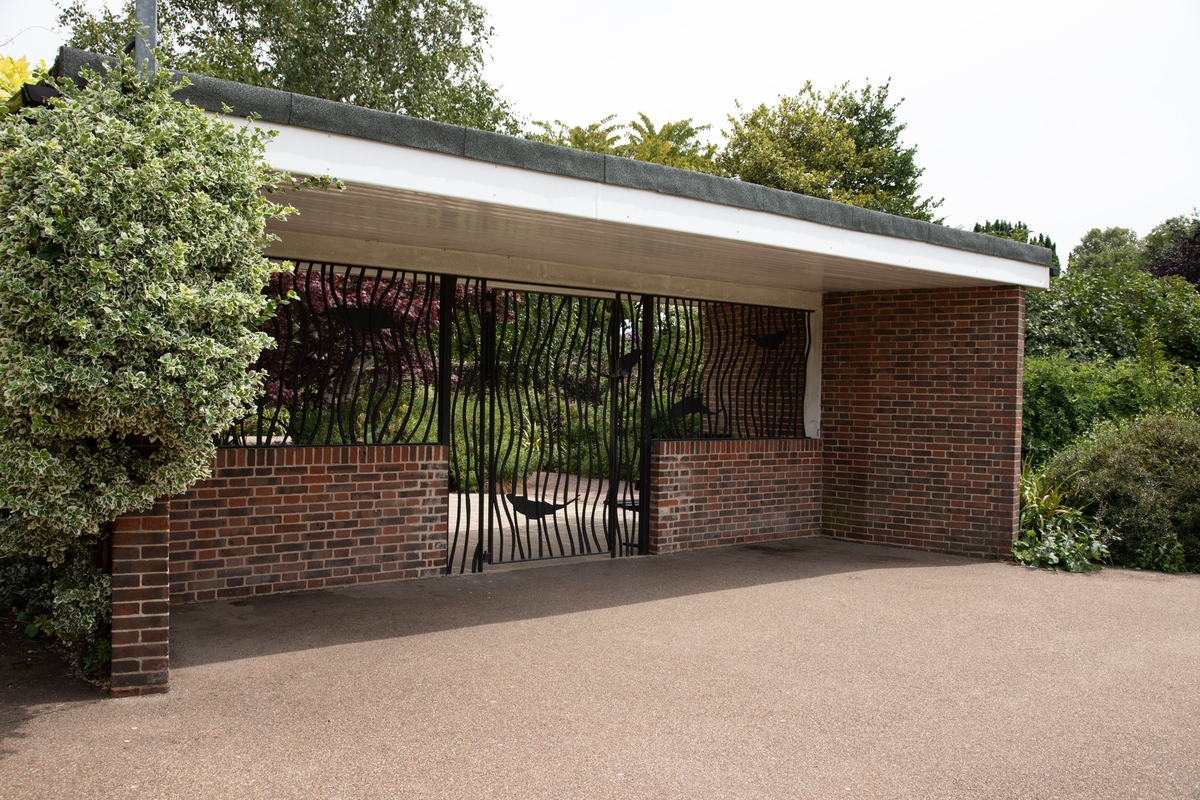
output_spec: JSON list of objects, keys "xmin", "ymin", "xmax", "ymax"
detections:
[{"xmin": 0, "ymin": 54, "xmax": 298, "ymax": 564}]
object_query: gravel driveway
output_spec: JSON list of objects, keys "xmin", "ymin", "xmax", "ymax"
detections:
[{"xmin": 2, "ymin": 537, "xmax": 1198, "ymax": 799}]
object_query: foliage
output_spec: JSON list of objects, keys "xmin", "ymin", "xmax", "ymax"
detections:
[
  {"xmin": 528, "ymin": 114, "xmax": 625, "ymax": 153},
  {"xmin": 973, "ymin": 219, "xmax": 1058, "ymax": 268},
  {"xmin": 621, "ymin": 114, "xmax": 718, "ymax": 173},
  {"xmin": 716, "ymin": 81, "xmax": 942, "ymax": 221},
  {"xmin": 0, "ymin": 54, "xmax": 40, "ymax": 99},
  {"xmin": 1067, "ymin": 227, "xmax": 1142, "ymax": 274},
  {"xmin": 1023, "ymin": 339, "xmax": 1200, "ymax": 464},
  {"xmin": 1025, "ymin": 229, "xmax": 1200, "ymax": 366},
  {"xmin": 1049, "ymin": 414, "xmax": 1200, "ymax": 572},
  {"xmin": 1, "ymin": 546, "xmax": 111, "ymax": 679},
  {"xmin": 528, "ymin": 113, "xmax": 719, "ymax": 173},
  {"xmin": 0, "ymin": 55, "xmax": 294, "ymax": 565},
  {"xmin": 58, "ymin": 0, "xmax": 519, "ymax": 133},
  {"xmin": 1143, "ymin": 212, "xmax": 1200, "ymax": 288},
  {"xmin": 1014, "ymin": 461, "xmax": 1112, "ymax": 572}
]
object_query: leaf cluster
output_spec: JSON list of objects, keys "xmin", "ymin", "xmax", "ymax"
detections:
[
  {"xmin": 1, "ymin": 545, "xmax": 112, "ymax": 679},
  {"xmin": 528, "ymin": 82, "xmax": 939, "ymax": 221},
  {"xmin": 1143, "ymin": 211, "xmax": 1200, "ymax": 288},
  {"xmin": 1026, "ymin": 228, "xmax": 1200, "ymax": 367},
  {"xmin": 528, "ymin": 113, "xmax": 720, "ymax": 174},
  {"xmin": 1023, "ymin": 347, "xmax": 1200, "ymax": 465},
  {"xmin": 0, "ymin": 54, "xmax": 39, "ymax": 100},
  {"xmin": 716, "ymin": 81, "xmax": 942, "ymax": 221},
  {"xmin": 1014, "ymin": 460, "xmax": 1113, "ymax": 572},
  {"xmin": 58, "ymin": 0, "xmax": 519, "ymax": 133},
  {"xmin": 0, "ymin": 55, "xmax": 292, "ymax": 562}
]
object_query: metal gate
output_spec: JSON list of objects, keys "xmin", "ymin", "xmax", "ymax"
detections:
[
  {"xmin": 223, "ymin": 261, "xmax": 815, "ymax": 575},
  {"xmin": 446, "ymin": 281, "xmax": 648, "ymax": 572}
]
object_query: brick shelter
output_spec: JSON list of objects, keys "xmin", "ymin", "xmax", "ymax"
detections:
[{"xmin": 50, "ymin": 49, "xmax": 1050, "ymax": 697}]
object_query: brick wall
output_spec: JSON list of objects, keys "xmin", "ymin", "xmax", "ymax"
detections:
[
  {"xmin": 109, "ymin": 501, "xmax": 171, "ymax": 697},
  {"xmin": 649, "ymin": 438, "xmax": 822, "ymax": 554},
  {"xmin": 169, "ymin": 445, "xmax": 448, "ymax": 604},
  {"xmin": 821, "ymin": 286, "xmax": 1024, "ymax": 558}
]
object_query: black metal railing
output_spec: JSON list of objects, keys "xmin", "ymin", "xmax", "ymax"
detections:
[
  {"xmin": 222, "ymin": 261, "xmax": 441, "ymax": 446},
  {"xmin": 648, "ymin": 298, "xmax": 809, "ymax": 440},
  {"xmin": 446, "ymin": 283, "xmax": 645, "ymax": 572},
  {"xmin": 222, "ymin": 264, "xmax": 814, "ymax": 571}
]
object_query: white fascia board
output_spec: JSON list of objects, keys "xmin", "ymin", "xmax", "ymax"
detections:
[{"xmin": 254, "ymin": 120, "xmax": 1050, "ymax": 290}]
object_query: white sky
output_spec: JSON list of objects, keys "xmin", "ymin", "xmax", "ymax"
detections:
[{"xmin": 5, "ymin": 0, "xmax": 1198, "ymax": 256}]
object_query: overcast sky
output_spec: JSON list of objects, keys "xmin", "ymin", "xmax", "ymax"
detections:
[{"xmin": 5, "ymin": 0, "xmax": 1197, "ymax": 257}]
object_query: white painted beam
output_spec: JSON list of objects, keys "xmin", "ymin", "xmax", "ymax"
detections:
[{"xmin": 255, "ymin": 120, "xmax": 1050, "ymax": 291}]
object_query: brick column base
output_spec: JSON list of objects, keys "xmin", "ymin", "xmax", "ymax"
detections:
[{"xmin": 109, "ymin": 500, "xmax": 171, "ymax": 697}]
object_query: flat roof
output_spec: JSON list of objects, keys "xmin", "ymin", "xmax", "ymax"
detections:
[{"xmin": 54, "ymin": 48, "xmax": 1051, "ymax": 308}]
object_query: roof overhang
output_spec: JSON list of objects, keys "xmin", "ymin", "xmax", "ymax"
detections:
[
  {"xmin": 46, "ymin": 47, "xmax": 1052, "ymax": 309},
  {"xmin": 260, "ymin": 122, "xmax": 1050, "ymax": 310}
]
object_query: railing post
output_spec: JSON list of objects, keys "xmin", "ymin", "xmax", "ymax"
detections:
[
  {"xmin": 607, "ymin": 298, "xmax": 622, "ymax": 557},
  {"xmin": 639, "ymin": 295, "xmax": 653, "ymax": 555},
  {"xmin": 438, "ymin": 275, "xmax": 455, "ymax": 446}
]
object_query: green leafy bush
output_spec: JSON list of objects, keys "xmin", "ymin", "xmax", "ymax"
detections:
[
  {"xmin": 0, "ymin": 546, "xmax": 111, "ymax": 679},
  {"xmin": 1049, "ymin": 414, "xmax": 1200, "ymax": 572},
  {"xmin": 1014, "ymin": 461, "xmax": 1112, "ymax": 572},
  {"xmin": 0, "ymin": 58, "xmax": 293, "ymax": 563},
  {"xmin": 1023, "ymin": 345, "xmax": 1200, "ymax": 464},
  {"xmin": 0, "ymin": 55, "xmax": 305, "ymax": 674},
  {"xmin": 1025, "ymin": 232, "xmax": 1200, "ymax": 367}
]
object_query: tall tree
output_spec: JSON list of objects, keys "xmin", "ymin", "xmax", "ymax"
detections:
[
  {"xmin": 1143, "ymin": 212, "xmax": 1200, "ymax": 288},
  {"xmin": 1067, "ymin": 227, "xmax": 1141, "ymax": 274},
  {"xmin": 716, "ymin": 81, "xmax": 942, "ymax": 221},
  {"xmin": 974, "ymin": 219, "xmax": 1059, "ymax": 268},
  {"xmin": 1026, "ymin": 227, "xmax": 1200, "ymax": 366},
  {"xmin": 528, "ymin": 114, "xmax": 624, "ymax": 153},
  {"xmin": 58, "ymin": 0, "xmax": 519, "ymax": 133},
  {"xmin": 620, "ymin": 113, "xmax": 718, "ymax": 173},
  {"xmin": 528, "ymin": 112, "xmax": 719, "ymax": 173}
]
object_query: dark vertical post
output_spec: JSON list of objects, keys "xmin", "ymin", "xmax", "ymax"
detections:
[
  {"xmin": 802, "ymin": 309, "xmax": 813, "ymax": 439},
  {"xmin": 134, "ymin": 0, "xmax": 157, "ymax": 76},
  {"xmin": 482, "ymin": 286, "xmax": 496, "ymax": 568},
  {"xmin": 607, "ymin": 298, "xmax": 620, "ymax": 557},
  {"xmin": 638, "ymin": 295, "xmax": 653, "ymax": 555},
  {"xmin": 438, "ymin": 275, "xmax": 456, "ymax": 574},
  {"xmin": 437, "ymin": 276, "xmax": 455, "ymax": 446}
]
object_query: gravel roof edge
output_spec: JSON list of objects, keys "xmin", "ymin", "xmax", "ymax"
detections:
[{"xmin": 51, "ymin": 47, "xmax": 1052, "ymax": 269}]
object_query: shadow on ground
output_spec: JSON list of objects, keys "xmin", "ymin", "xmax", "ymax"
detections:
[
  {"xmin": 0, "ymin": 537, "xmax": 983, "ymax": 742},
  {"xmin": 0, "ymin": 613, "xmax": 104, "ymax": 751},
  {"xmin": 172, "ymin": 536, "xmax": 978, "ymax": 668}
]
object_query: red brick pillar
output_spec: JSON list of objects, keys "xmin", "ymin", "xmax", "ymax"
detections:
[{"xmin": 109, "ymin": 500, "xmax": 171, "ymax": 697}]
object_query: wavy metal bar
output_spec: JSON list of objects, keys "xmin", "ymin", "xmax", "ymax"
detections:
[{"xmin": 223, "ymin": 261, "xmax": 439, "ymax": 446}]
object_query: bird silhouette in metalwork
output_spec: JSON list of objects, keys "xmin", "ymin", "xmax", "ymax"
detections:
[
  {"xmin": 667, "ymin": 395, "xmax": 715, "ymax": 419},
  {"xmin": 606, "ymin": 349, "xmax": 643, "ymax": 378},
  {"xmin": 746, "ymin": 330, "xmax": 789, "ymax": 350},
  {"xmin": 506, "ymin": 493, "xmax": 578, "ymax": 520},
  {"xmin": 336, "ymin": 307, "xmax": 396, "ymax": 334}
]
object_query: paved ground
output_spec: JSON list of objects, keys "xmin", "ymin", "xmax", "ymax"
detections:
[{"xmin": 2, "ymin": 538, "xmax": 1199, "ymax": 799}]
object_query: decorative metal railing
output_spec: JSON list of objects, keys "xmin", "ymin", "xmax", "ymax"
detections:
[
  {"xmin": 222, "ymin": 262, "xmax": 813, "ymax": 571},
  {"xmin": 643, "ymin": 298, "xmax": 810, "ymax": 440},
  {"xmin": 445, "ymin": 284, "xmax": 645, "ymax": 572},
  {"xmin": 222, "ymin": 261, "xmax": 441, "ymax": 446}
]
